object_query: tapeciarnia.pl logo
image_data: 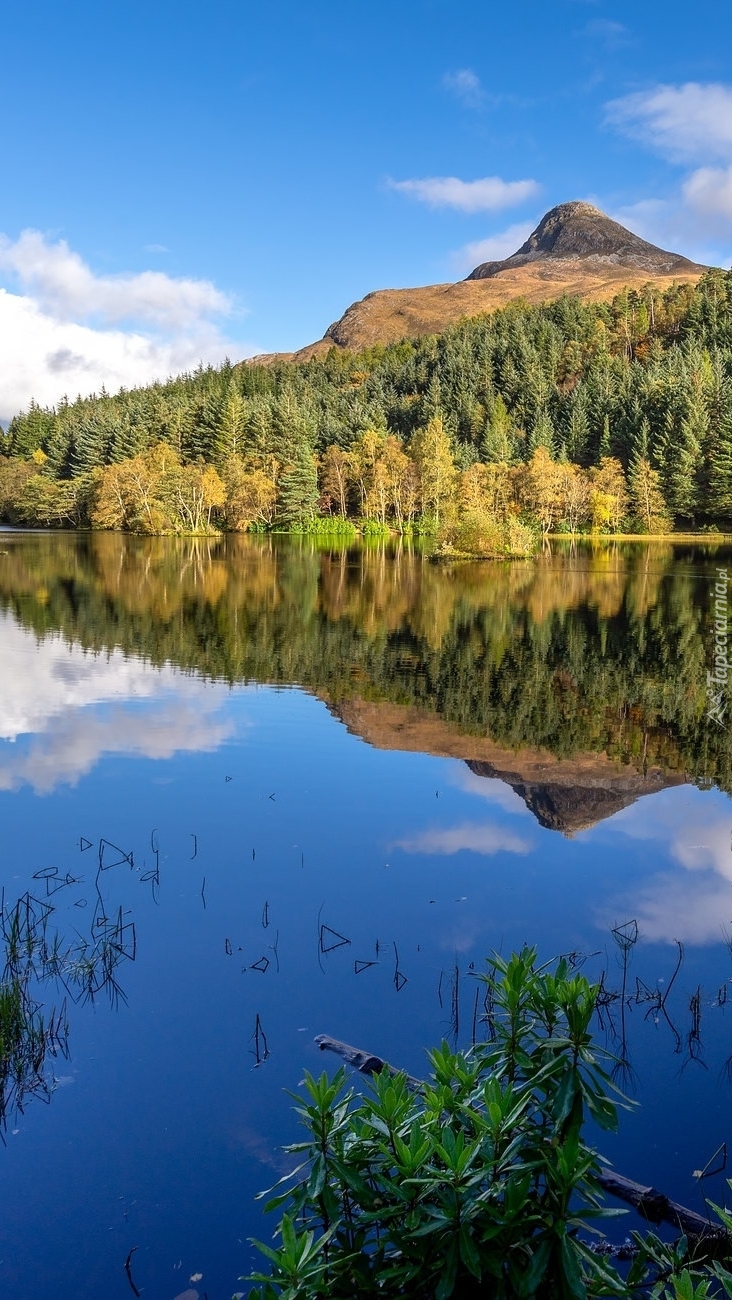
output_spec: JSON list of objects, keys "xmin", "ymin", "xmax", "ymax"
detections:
[{"xmin": 707, "ymin": 566, "xmax": 729, "ymax": 727}]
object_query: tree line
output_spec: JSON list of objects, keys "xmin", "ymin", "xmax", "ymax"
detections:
[{"xmin": 2, "ymin": 270, "xmax": 732, "ymax": 541}]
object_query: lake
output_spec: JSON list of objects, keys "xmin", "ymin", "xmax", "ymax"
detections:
[{"xmin": 1, "ymin": 531, "xmax": 732, "ymax": 1299}]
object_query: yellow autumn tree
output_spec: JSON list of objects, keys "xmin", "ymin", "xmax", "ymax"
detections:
[
  {"xmin": 516, "ymin": 447, "xmax": 565, "ymax": 536},
  {"xmin": 223, "ymin": 457, "xmax": 277, "ymax": 530},
  {"xmin": 589, "ymin": 457, "xmax": 629, "ymax": 533},
  {"xmin": 410, "ymin": 415, "xmax": 458, "ymax": 526},
  {"xmin": 556, "ymin": 463, "xmax": 591, "ymax": 534},
  {"xmin": 320, "ymin": 445, "xmax": 352, "ymax": 517}
]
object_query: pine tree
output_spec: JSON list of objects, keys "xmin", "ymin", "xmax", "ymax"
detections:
[
  {"xmin": 70, "ymin": 411, "xmax": 110, "ymax": 477},
  {"xmin": 565, "ymin": 390, "xmax": 589, "ymax": 463},
  {"xmin": 481, "ymin": 394, "xmax": 513, "ymax": 462},
  {"xmin": 111, "ymin": 400, "xmax": 149, "ymax": 463},
  {"xmin": 7, "ymin": 400, "xmax": 55, "ymax": 458},
  {"xmin": 277, "ymin": 441, "xmax": 319, "ymax": 525},
  {"xmin": 530, "ymin": 408, "xmax": 555, "ymax": 455},
  {"xmin": 662, "ymin": 382, "xmax": 706, "ymax": 521},
  {"xmin": 705, "ymin": 372, "xmax": 732, "ymax": 520},
  {"xmin": 215, "ymin": 385, "xmax": 246, "ymax": 465},
  {"xmin": 598, "ymin": 414, "xmax": 611, "ymax": 460}
]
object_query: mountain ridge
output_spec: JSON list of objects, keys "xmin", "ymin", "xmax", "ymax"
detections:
[{"xmin": 250, "ymin": 202, "xmax": 710, "ymax": 364}]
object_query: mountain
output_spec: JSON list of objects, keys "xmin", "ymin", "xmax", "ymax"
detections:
[
  {"xmin": 259, "ymin": 202, "xmax": 709, "ymax": 362},
  {"xmin": 466, "ymin": 202, "xmax": 703, "ymax": 279},
  {"xmin": 326, "ymin": 697, "xmax": 685, "ymax": 835}
]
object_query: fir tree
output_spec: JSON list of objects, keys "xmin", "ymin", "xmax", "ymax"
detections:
[
  {"xmin": 530, "ymin": 408, "xmax": 555, "ymax": 455},
  {"xmin": 277, "ymin": 441, "xmax": 319, "ymax": 524},
  {"xmin": 481, "ymin": 394, "xmax": 513, "ymax": 462}
]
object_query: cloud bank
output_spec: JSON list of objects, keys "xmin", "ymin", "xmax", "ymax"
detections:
[
  {"xmin": 0, "ymin": 230, "xmax": 257, "ymax": 423},
  {"xmin": 451, "ymin": 221, "xmax": 535, "ymax": 274},
  {"xmin": 395, "ymin": 821, "xmax": 531, "ymax": 857},
  {"xmin": 601, "ymin": 789, "xmax": 732, "ymax": 945},
  {"xmin": 606, "ymin": 83, "xmax": 732, "ymax": 164},
  {"xmin": 0, "ymin": 613, "xmax": 235, "ymax": 792},
  {"xmin": 388, "ymin": 176, "xmax": 540, "ymax": 213}
]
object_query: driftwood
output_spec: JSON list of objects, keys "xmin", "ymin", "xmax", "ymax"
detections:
[
  {"xmin": 315, "ymin": 1033, "xmax": 729, "ymax": 1245},
  {"xmin": 595, "ymin": 1171, "xmax": 725, "ymax": 1240},
  {"xmin": 314, "ymin": 1034, "xmax": 421, "ymax": 1088}
]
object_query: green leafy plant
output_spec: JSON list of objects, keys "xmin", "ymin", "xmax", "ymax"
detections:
[
  {"xmin": 245, "ymin": 951, "xmax": 628, "ymax": 1297},
  {"xmin": 245, "ymin": 950, "xmax": 732, "ymax": 1298}
]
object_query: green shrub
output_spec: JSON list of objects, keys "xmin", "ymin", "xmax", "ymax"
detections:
[
  {"xmin": 246, "ymin": 950, "xmax": 732, "ymax": 1299},
  {"xmin": 439, "ymin": 511, "xmax": 538, "ymax": 558},
  {"xmin": 360, "ymin": 519, "xmax": 393, "ymax": 538}
]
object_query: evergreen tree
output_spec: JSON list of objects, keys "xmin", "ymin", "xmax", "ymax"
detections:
[
  {"xmin": 598, "ymin": 414, "xmax": 611, "ymax": 460},
  {"xmin": 481, "ymin": 394, "xmax": 513, "ymax": 462},
  {"xmin": 70, "ymin": 412, "xmax": 110, "ymax": 476},
  {"xmin": 277, "ymin": 441, "xmax": 319, "ymax": 524},
  {"xmin": 565, "ymin": 390, "xmax": 589, "ymax": 463},
  {"xmin": 7, "ymin": 400, "xmax": 54, "ymax": 458},
  {"xmin": 704, "ymin": 372, "xmax": 732, "ymax": 520},
  {"xmin": 214, "ymin": 385, "xmax": 246, "ymax": 465},
  {"xmin": 530, "ymin": 408, "xmax": 555, "ymax": 455}
]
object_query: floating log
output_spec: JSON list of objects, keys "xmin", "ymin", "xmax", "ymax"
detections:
[
  {"xmin": 314, "ymin": 1034, "xmax": 421, "ymax": 1088},
  {"xmin": 595, "ymin": 1170, "xmax": 725, "ymax": 1241},
  {"xmin": 314, "ymin": 1033, "xmax": 730, "ymax": 1245}
]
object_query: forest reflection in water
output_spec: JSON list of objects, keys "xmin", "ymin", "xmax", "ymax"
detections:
[
  {"xmin": 2, "ymin": 530, "xmax": 732, "ymax": 1299},
  {"xmin": 0, "ymin": 528, "xmax": 729, "ymax": 798}
]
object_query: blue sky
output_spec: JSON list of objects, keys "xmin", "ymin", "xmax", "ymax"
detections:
[{"xmin": 1, "ymin": 0, "xmax": 731, "ymax": 420}]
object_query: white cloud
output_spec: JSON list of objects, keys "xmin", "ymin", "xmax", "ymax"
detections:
[
  {"xmin": 451, "ymin": 221, "xmax": 534, "ymax": 274},
  {"xmin": 443, "ymin": 69, "xmax": 484, "ymax": 108},
  {"xmin": 583, "ymin": 19, "xmax": 630, "ymax": 49},
  {"xmin": 0, "ymin": 697, "xmax": 233, "ymax": 795},
  {"xmin": 683, "ymin": 165, "xmax": 732, "ymax": 220},
  {"xmin": 0, "ymin": 230, "xmax": 258, "ymax": 422},
  {"xmin": 395, "ymin": 821, "xmax": 531, "ymax": 856},
  {"xmin": 451, "ymin": 768, "xmax": 533, "ymax": 815},
  {"xmin": 387, "ymin": 176, "xmax": 540, "ymax": 214},
  {"xmin": 0, "ymin": 230, "xmax": 231, "ymax": 329},
  {"xmin": 606, "ymin": 83, "xmax": 732, "ymax": 164},
  {"xmin": 621, "ymin": 874, "xmax": 732, "ymax": 947},
  {"xmin": 610, "ymin": 197, "xmax": 731, "ymax": 268},
  {"xmin": 603, "ymin": 83, "xmax": 732, "ymax": 266}
]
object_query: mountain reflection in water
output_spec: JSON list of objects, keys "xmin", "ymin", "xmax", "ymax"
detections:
[{"xmin": 0, "ymin": 530, "xmax": 727, "ymax": 824}]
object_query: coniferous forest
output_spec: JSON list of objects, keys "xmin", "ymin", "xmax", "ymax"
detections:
[{"xmin": 2, "ymin": 272, "xmax": 732, "ymax": 546}]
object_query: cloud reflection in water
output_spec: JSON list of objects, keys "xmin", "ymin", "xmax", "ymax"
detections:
[{"xmin": 0, "ymin": 614, "xmax": 235, "ymax": 793}]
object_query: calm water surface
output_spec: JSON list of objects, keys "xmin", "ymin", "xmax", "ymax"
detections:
[{"xmin": 2, "ymin": 532, "xmax": 732, "ymax": 1298}]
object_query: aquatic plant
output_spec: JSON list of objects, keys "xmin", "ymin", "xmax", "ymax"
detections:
[{"xmin": 246, "ymin": 950, "xmax": 732, "ymax": 1299}]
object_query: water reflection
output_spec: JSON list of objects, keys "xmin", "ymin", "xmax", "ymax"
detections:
[
  {"xmin": 1, "ymin": 532, "xmax": 732, "ymax": 1296},
  {"xmin": 598, "ymin": 787, "xmax": 732, "ymax": 945},
  {"xmin": 0, "ymin": 531, "xmax": 729, "ymax": 816},
  {"xmin": 0, "ymin": 843, "xmax": 140, "ymax": 1135},
  {"xmin": 0, "ymin": 617, "xmax": 235, "ymax": 793}
]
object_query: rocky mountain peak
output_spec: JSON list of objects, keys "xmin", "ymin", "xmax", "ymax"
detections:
[{"xmin": 466, "ymin": 201, "xmax": 708, "ymax": 280}]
